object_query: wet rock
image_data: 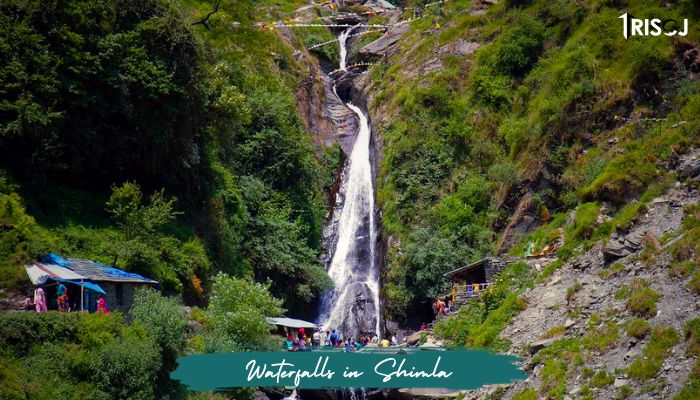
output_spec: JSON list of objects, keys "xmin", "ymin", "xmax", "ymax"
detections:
[
  {"xmin": 297, "ymin": 72, "xmax": 338, "ymax": 146},
  {"xmin": 298, "ymin": 389, "xmax": 338, "ymax": 400}
]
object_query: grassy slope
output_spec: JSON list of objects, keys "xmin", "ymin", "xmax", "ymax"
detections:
[{"xmin": 368, "ymin": 0, "xmax": 700, "ymax": 320}]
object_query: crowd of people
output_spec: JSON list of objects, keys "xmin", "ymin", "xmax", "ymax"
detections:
[
  {"xmin": 23, "ymin": 283, "xmax": 109, "ymax": 314},
  {"xmin": 283, "ymin": 327, "xmax": 400, "ymax": 352}
]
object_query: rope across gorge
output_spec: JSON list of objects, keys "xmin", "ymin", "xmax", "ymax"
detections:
[{"xmin": 251, "ymin": 0, "xmax": 450, "ymax": 31}]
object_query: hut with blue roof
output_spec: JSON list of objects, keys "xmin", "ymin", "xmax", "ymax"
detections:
[{"xmin": 25, "ymin": 253, "xmax": 158, "ymax": 312}]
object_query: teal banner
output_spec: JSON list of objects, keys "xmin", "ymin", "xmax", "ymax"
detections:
[{"xmin": 171, "ymin": 348, "xmax": 526, "ymax": 390}]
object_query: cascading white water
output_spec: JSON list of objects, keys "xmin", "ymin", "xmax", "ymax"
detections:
[
  {"xmin": 338, "ymin": 26, "xmax": 355, "ymax": 71},
  {"xmin": 319, "ymin": 27, "xmax": 380, "ymax": 340}
]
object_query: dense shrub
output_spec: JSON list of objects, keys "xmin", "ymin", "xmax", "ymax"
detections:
[
  {"xmin": 130, "ymin": 288, "xmax": 188, "ymax": 359},
  {"xmin": 0, "ymin": 312, "xmax": 82, "ymax": 356},
  {"xmin": 468, "ymin": 65, "xmax": 511, "ymax": 109},
  {"xmin": 0, "ymin": 181, "xmax": 54, "ymax": 289},
  {"xmin": 478, "ymin": 12, "xmax": 547, "ymax": 77},
  {"xmin": 0, "ymin": 0, "xmax": 209, "ymax": 190},
  {"xmin": 92, "ymin": 335, "xmax": 161, "ymax": 400},
  {"xmin": 203, "ymin": 273, "xmax": 284, "ymax": 349},
  {"xmin": 130, "ymin": 287, "xmax": 188, "ymax": 397},
  {"xmin": 0, "ymin": 311, "xmax": 174, "ymax": 400}
]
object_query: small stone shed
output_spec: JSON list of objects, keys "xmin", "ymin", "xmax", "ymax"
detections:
[
  {"xmin": 443, "ymin": 257, "xmax": 511, "ymax": 304},
  {"xmin": 25, "ymin": 254, "xmax": 158, "ymax": 312},
  {"xmin": 444, "ymin": 257, "xmax": 510, "ymax": 285}
]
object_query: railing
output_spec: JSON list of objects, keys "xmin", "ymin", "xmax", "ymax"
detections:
[{"xmin": 451, "ymin": 282, "xmax": 492, "ymax": 302}]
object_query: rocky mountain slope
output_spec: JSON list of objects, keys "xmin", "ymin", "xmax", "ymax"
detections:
[{"xmin": 492, "ymin": 182, "xmax": 700, "ymax": 399}]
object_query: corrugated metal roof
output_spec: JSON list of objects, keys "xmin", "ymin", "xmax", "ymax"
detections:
[
  {"xmin": 25, "ymin": 263, "xmax": 86, "ymax": 285},
  {"xmin": 25, "ymin": 256, "xmax": 158, "ymax": 284},
  {"xmin": 267, "ymin": 317, "xmax": 318, "ymax": 329},
  {"xmin": 63, "ymin": 258, "xmax": 157, "ymax": 283},
  {"xmin": 443, "ymin": 258, "xmax": 489, "ymax": 278}
]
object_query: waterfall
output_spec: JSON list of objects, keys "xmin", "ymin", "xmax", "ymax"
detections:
[
  {"xmin": 319, "ymin": 27, "xmax": 380, "ymax": 341},
  {"xmin": 338, "ymin": 25, "xmax": 356, "ymax": 71}
]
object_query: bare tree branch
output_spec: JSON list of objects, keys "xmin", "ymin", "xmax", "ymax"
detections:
[{"xmin": 191, "ymin": 0, "xmax": 222, "ymax": 30}]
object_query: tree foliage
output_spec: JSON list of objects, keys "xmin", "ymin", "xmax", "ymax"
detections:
[{"xmin": 202, "ymin": 273, "xmax": 284, "ymax": 349}]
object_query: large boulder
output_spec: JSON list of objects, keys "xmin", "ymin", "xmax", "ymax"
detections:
[
  {"xmin": 677, "ymin": 148, "xmax": 700, "ymax": 180},
  {"xmin": 358, "ymin": 22, "xmax": 410, "ymax": 60},
  {"xmin": 602, "ymin": 231, "xmax": 643, "ymax": 262},
  {"xmin": 406, "ymin": 331, "xmax": 423, "ymax": 346},
  {"xmin": 529, "ymin": 337, "xmax": 559, "ymax": 355}
]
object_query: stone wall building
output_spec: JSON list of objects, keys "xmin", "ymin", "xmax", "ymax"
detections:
[{"xmin": 25, "ymin": 254, "xmax": 158, "ymax": 312}]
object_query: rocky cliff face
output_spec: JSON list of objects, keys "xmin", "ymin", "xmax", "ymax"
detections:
[{"xmin": 486, "ymin": 186, "xmax": 699, "ymax": 399}]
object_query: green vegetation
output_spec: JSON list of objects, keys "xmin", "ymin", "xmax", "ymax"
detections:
[
  {"xmin": 540, "ymin": 325, "xmax": 566, "ymax": 340},
  {"xmin": 684, "ymin": 318, "xmax": 700, "ymax": 357},
  {"xmin": 582, "ymin": 320, "xmax": 619, "ymax": 353},
  {"xmin": 667, "ymin": 203, "xmax": 700, "ymax": 293},
  {"xmin": 627, "ymin": 285, "xmax": 660, "ymax": 318},
  {"xmin": 0, "ymin": 276, "xmax": 281, "ymax": 399},
  {"xmin": 540, "ymin": 358, "xmax": 567, "ymax": 398},
  {"xmin": 374, "ymin": 0, "xmax": 700, "ymax": 321},
  {"xmin": 598, "ymin": 262, "xmax": 626, "ymax": 280},
  {"xmin": 618, "ymin": 384, "xmax": 633, "ymax": 399},
  {"xmin": 0, "ymin": 291, "xmax": 186, "ymax": 399},
  {"xmin": 590, "ymin": 370, "xmax": 614, "ymax": 388},
  {"xmin": 193, "ymin": 273, "xmax": 283, "ymax": 350},
  {"xmin": 616, "ymin": 278, "xmax": 660, "ymax": 318},
  {"xmin": 675, "ymin": 318, "xmax": 700, "ymax": 399},
  {"xmin": 0, "ymin": 1, "xmax": 331, "ymax": 398},
  {"xmin": 511, "ymin": 387, "xmax": 537, "ymax": 400},
  {"xmin": 433, "ymin": 262, "xmax": 531, "ymax": 349},
  {"xmin": 628, "ymin": 326, "xmax": 680, "ymax": 380},
  {"xmin": 0, "ymin": 0, "xmax": 332, "ymax": 316},
  {"xmin": 0, "ymin": 175, "xmax": 53, "ymax": 289},
  {"xmin": 625, "ymin": 318, "xmax": 652, "ymax": 340}
]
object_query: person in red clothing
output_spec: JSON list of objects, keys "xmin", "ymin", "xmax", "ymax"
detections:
[{"xmin": 97, "ymin": 295, "xmax": 109, "ymax": 314}]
